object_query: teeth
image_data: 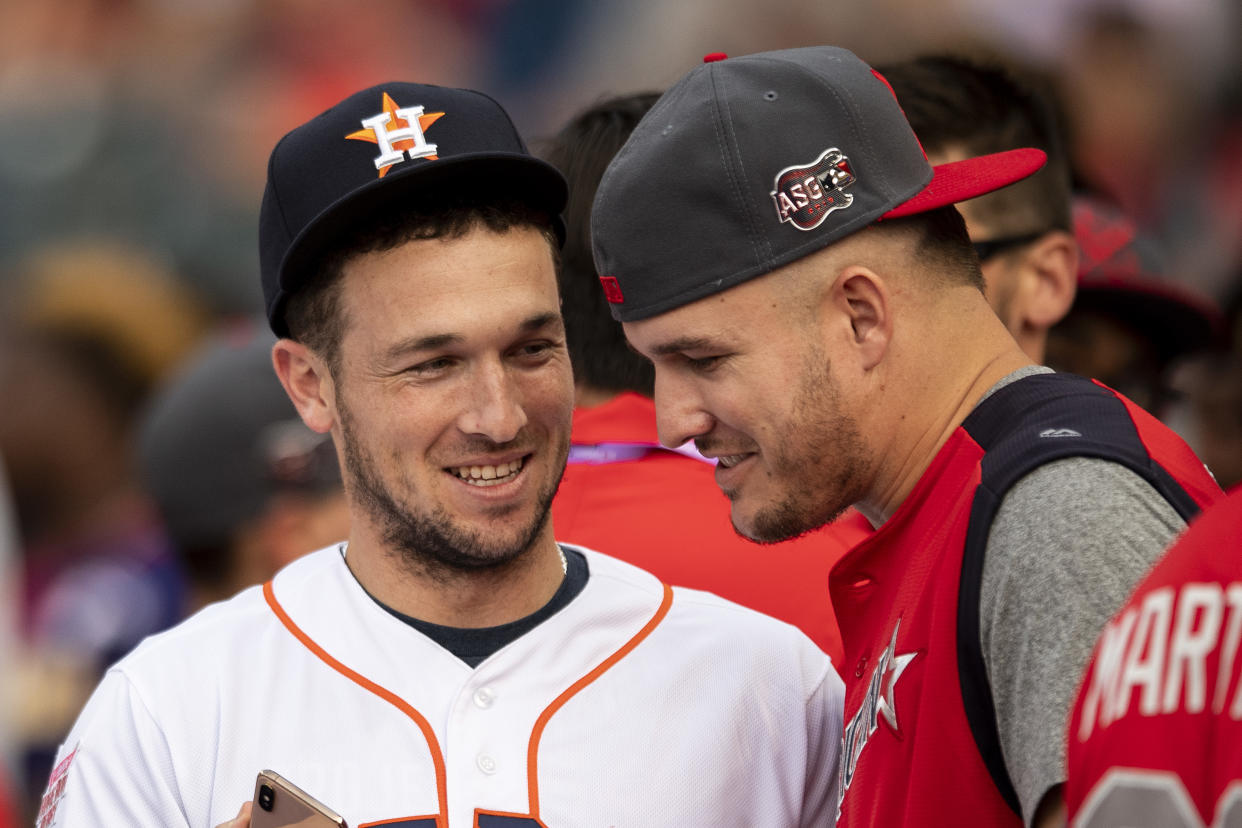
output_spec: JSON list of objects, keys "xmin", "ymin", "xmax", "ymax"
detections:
[
  {"xmin": 718, "ymin": 454, "xmax": 748, "ymax": 468},
  {"xmin": 450, "ymin": 458, "xmax": 524, "ymax": 486}
]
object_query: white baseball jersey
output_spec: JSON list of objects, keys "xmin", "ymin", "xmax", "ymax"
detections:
[{"xmin": 40, "ymin": 544, "xmax": 843, "ymax": 827}]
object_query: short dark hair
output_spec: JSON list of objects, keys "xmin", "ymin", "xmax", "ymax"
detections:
[
  {"xmin": 879, "ymin": 54, "xmax": 1072, "ymax": 236},
  {"xmin": 879, "ymin": 205, "xmax": 984, "ymax": 291},
  {"xmin": 538, "ymin": 92, "xmax": 661, "ymax": 397},
  {"xmin": 284, "ymin": 194, "xmax": 560, "ymax": 371}
]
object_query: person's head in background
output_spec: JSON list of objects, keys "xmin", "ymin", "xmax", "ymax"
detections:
[
  {"xmin": 1047, "ymin": 195, "xmax": 1222, "ymax": 420},
  {"xmin": 0, "ymin": 240, "xmax": 209, "ymax": 548},
  {"xmin": 537, "ymin": 91, "xmax": 660, "ymax": 408},
  {"xmin": 1182, "ymin": 273, "xmax": 1242, "ymax": 489},
  {"xmin": 137, "ymin": 324, "xmax": 348, "ymax": 610},
  {"xmin": 879, "ymin": 54, "xmax": 1078, "ymax": 363}
]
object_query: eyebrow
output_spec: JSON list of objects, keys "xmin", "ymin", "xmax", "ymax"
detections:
[
  {"xmin": 383, "ymin": 332, "xmax": 462, "ymax": 362},
  {"xmin": 519, "ymin": 311, "xmax": 563, "ymax": 333},
  {"xmin": 648, "ymin": 336, "xmax": 720, "ymax": 357},
  {"xmin": 382, "ymin": 312, "xmax": 563, "ymax": 362}
]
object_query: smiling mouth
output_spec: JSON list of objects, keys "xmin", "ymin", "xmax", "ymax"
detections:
[
  {"xmin": 447, "ymin": 456, "xmax": 527, "ymax": 487},
  {"xmin": 717, "ymin": 453, "xmax": 753, "ymax": 469}
]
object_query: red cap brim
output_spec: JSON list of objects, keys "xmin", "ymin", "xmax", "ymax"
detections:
[{"xmin": 882, "ymin": 147, "xmax": 1047, "ymax": 219}]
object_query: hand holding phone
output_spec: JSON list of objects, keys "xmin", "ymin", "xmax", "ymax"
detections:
[{"xmin": 250, "ymin": 770, "xmax": 348, "ymax": 828}]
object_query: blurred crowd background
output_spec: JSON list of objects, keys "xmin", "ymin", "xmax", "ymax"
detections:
[{"xmin": 1, "ymin": 0, "xmax": 1240, "ymax": 823}]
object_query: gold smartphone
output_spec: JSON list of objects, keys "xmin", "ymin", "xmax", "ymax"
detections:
[{"xmin": 250, "ymin": 770, "xmax": 348, "ymax": 828}]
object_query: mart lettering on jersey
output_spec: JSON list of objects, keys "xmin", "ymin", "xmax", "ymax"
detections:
[
  {"xmin": 836, "ymin": 619, "xmax": 918, "ymax": 818},
  {"xmin": 345, "ymin": 92, "xmax": 445, "ymax": 177},
  {"xmin": 1077, "ymin": 581, "xmax": 1242, "ymax": 741},
  {"xmin": 36, "ymin": 743, "xmax": 78, "ymax": 828}
]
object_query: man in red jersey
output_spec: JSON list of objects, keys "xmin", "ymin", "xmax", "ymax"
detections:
[
  {"xmin": 1066, "ymin": 485, "xmax": 1242, "ymax": 828},
  {"xmin": 591, "ymin": 46, "xmax": 1223, "ymax": 827},
  {"xmin": 541, "ymin": 92, "xmax": 868, "ymax": 661}
]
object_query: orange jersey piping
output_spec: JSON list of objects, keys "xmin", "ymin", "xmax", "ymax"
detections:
[
  {"xmin": 525, "ymin": 582, "xmax": 674, "ymax": 818},
  {"xmin": 263, "ymin": 581, "xmax": 448, "ymax": 827}
]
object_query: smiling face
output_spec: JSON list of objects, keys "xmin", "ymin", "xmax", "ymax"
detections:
[
  {"xmin": 326, "ymin": 223, "xmax": 574, "ymax": 575},
  {"xmin": 623, "ymin": 267, "xmax": 873, "ymax": 543}
]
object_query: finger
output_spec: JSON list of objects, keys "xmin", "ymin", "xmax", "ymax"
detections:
[{"xmin": 219, "ymin": 800, "xmax": 252, "ymax": 827}]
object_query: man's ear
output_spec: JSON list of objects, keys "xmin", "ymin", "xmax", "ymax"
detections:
[
  {"xmin": 272, "ymin": 339, "xmax": 336, "ymax": 434},
  {"xmin": 1017, "ymin": 229, "xmax": 1079, "ymax": 330},
  {"xmin": 824, "ymin": 267, "xmax": 892, "ymax": 371}
]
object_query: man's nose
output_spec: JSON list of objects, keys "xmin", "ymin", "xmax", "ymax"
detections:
[
  {"xmin": 456, "ymin": 362, "xmax": 527, "ymax": 443},
  {"xmin": 653, "ymin": 369, "xmax": 714, "ymax": 449}
]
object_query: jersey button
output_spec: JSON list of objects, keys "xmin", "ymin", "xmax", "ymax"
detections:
[
  {"xmin": 476, "ymin": 753, "xmax": 498, "ymax": 774},
  {"xmin": 473, "ymin": 687, "xmax": 496, "ymax": 708}
]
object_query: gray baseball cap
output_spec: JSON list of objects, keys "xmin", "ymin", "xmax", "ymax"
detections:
[
  {"xmin": 137, "ymin": 323, "xmax": 341, "ymax": 550},
  {"xmin": 591, "ymin": 46, "xmax": 1047, "ymax": 321}
]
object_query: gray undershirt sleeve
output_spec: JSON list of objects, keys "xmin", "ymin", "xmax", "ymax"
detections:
[{"xmin": 981, "ymin": 457, "xmax": 1186, "ymax": 826}]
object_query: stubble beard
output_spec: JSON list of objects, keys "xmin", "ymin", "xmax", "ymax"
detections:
[
  {"xmin": 741, "ymin": 355, "xmax": 871, "ymax": 544},
  {"xmin": 339, "ymin": 402, "xmax": 568, "ymax": 583}
]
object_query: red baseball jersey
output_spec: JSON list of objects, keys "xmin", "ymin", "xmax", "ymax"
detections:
[
  {"xmin": 1067, "ymin": 485, "xmax": 1242, "ymax": 828},
  {"xmin": 551, "ymin": 392, "xmax": 868, "ymax": 663},
  {"xmin": 831, "ymin": 374, "xmax": 1221, "ymax": 827}
]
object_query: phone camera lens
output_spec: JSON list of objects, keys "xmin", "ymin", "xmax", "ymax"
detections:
[{"xmin": 258, "ymin": 783, "xmax": 276, "ymax": 812}]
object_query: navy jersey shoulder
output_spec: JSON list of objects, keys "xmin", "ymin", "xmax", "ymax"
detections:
[{"xmin": 957, "ymin": 372, "xmax": 1199, "ymax": 814}]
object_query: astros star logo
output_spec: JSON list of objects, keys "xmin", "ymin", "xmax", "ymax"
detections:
[{"xmin": 346, "ymin": 92, "xmax": 445, "ymax": 178}]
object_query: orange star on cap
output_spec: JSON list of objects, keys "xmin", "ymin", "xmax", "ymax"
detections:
[{"xmin": 346, "ymin": 92, "xmax": 445, "ymax": 178}]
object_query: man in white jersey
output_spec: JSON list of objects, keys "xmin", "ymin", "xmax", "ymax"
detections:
[{"xmin": 37, "ymin": 82, "xmax": 843, "ymax": 828}]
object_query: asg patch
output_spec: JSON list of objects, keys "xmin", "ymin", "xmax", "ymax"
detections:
[
  {"xmin": 346, "ymin": 92, "xmax": 446, "ymax": 178},
  {"xmin": 770, "ymin": 148, "xmax": 856, "ymax": 231}
]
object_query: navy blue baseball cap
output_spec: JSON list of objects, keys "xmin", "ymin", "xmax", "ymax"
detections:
[{"xmin": 260, "ymin": 82, "xmax": 568, "ymax": 337}]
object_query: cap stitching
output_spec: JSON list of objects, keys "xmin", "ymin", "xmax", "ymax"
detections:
[
  {"xmin": 710, "ymin": 65, "xmax": 770, "ymax": 267},
  {"xmin": 830, "ymin": 64, "xmax": 886, "ymax": 201}
]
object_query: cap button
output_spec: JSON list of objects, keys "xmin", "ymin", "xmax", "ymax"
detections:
[{"xmin": 702, "ymin": 52, "xmax": 728, "ymax": 63}]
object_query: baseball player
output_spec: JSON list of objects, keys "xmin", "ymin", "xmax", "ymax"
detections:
[
  {"xmin": 37, "ymin": 81, "xmax": 843, "ymax": 827},
  {"xmin": 1047, "ymin": 194, "xmax": 1223, "ymax": 419},
  {"xmin": 878, "ymin": 54, "xmax": 1079, "ymax": 364},
  {"xmin": 589, "ymin": 46, "xmax": 1223, "ymax": 827},
  {"xmin": 1065, "ymin": 484, "xmax": 1242, "ymax": 828},
  {"xmin": 541, "ymin": 91, "xmax": 868, "ymax": 662},
  {"xmin": 135, "ymin": 324, "xmax": 348, "ymax": 611}
]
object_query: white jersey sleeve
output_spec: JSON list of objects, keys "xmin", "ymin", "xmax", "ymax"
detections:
[
  {"xmin": 39, "ymin": 668, "xmax": 188, "ymax": 827},
  {"xmin": 800, "ymin": 653, "xmax": 845, "ymax": 827}
]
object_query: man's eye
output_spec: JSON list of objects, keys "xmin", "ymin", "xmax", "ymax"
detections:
[
  {"xmin": 686, "ymin": 355, "xmax": 724, "ymax": 371},
  {"xmin": 514, "ymin": 341, "xmax": 557, "ymax": 360},
  {"xmin": 408, "ymin": 357, "xmax": 453, "ymax": 375}
]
